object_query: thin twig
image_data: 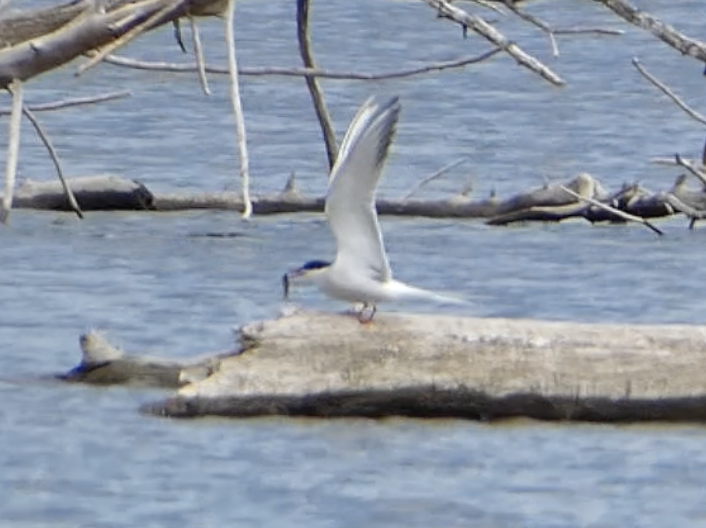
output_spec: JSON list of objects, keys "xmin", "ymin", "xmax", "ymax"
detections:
[
  {"xmin": 675, "ymin": 153, "xmax": 706, "ymax": 187},
  {"xmin": 0, "ymin": 91, "xmax": 131, "ymax": 116},
  {"xmin": 189, "ymin": 15, "xmax": 210, "ymax": 95},
  {"xmin": 553, "ymin": 27, "xmax": 623, "ymax": 36},
  {"xmin": 297, "ymin": 0, "xmax": 337, "ymax": 170},
  {"xmin": 224, "ymin": 0, "xmax": 251, "ymax": 219},
  {"xmin": 560, "ymin": 185, "xmax": 663, "ymax": 235},
  {"xmin": 21, "ymin": 106, "xmax": 83, "ymax": 219},
  {"xmin": 401, "ymin": 158, "xmax": 468, "ymax": 200},
  {"xmin": 101, "ymin": 49, "xmax": 503, "ymax": 80},
  {"xmin": 467, "ymin": 0, "xmax": 505, "ymax": 14},
  {"xmin": 632, "ymin": 58, "xmax": 706, "ymax": 127},
  {"xmin": 501, "ymin": 0, "xmax": 559, "ymax": 57},
  {"xmin": 2, "ymin": 79, "xmax": 23, "ymax": 224}
]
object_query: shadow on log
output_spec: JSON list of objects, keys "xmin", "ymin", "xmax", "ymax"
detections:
[{"xmin": 61, "ymin": 310, "xmax": 706, "ymax": 423}]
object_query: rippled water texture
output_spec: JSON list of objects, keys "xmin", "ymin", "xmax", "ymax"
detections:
[{"xmin": 2, "ymin": 0, "xmax": 706, "ymax": 526}]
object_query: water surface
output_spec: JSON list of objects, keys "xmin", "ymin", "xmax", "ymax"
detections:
[{"xmin": 2, "ymin": 1, "xmax": 706, "ymax": 526}]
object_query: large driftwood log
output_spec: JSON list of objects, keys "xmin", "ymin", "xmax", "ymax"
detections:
[
  {"xmin": 9, "ymin": 173, "xmax": 706, "ymax": 225},
  {"xmin": 61, "ymin": 310, "xmax": 706, "ymax": 423}
]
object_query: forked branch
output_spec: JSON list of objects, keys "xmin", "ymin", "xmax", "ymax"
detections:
[{"xmin": 422, "ymin": 0, "xmax": 565, "ymax": 86}]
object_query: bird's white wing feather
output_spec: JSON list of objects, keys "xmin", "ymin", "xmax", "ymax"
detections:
[{"xmin": 326, "ymin": 96, "xmax": 401, "ymax": 282}]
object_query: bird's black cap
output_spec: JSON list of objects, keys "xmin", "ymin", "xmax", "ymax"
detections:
[{"xmin": 300, "ymin": 259, "xmax": 331, "ymax": 270}]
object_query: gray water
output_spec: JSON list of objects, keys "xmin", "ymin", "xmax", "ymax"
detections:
[{"xmin": 3, "ymin": 0, "xmax": 706, "ymax": 526}]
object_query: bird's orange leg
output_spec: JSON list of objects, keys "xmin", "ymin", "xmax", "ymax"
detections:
[{"xmin": 357, "ymin": 303, "xmax": 377, "ymax": 324}]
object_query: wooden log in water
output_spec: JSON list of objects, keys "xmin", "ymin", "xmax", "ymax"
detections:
[
  {"xmin": 137, "ymin": 310, "xmax": 706, "ymax": 423},
  {"xmin": 10, "ymin": 173, "xmax": 706, "ymax": 225},
  {"xmin": 58, "ymin": 331, "xmax": 220, "ymax": 388},
  {"xmin": 12, "ymin": 175, "xmax": 154, "ymax": 211}
]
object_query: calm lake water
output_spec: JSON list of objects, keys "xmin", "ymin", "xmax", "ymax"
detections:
[{"xmin": 3, "ymin": 0, "xmax": 706, "ymax": 526}]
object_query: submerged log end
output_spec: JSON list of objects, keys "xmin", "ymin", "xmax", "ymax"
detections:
[{"xmin": 58, "ymin": 330, "xmax": 189, "ymax": 388}]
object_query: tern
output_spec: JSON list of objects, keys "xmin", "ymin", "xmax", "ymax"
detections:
[{"xmin": 284, "ymin": 95, "xmax": 463, "ymax": 323}]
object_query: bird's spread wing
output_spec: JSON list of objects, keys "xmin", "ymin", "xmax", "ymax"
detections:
[{"xmin": 325, "ymin": 96, "xmax": 401, "ymax": 282}]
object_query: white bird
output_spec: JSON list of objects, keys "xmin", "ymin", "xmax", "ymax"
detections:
[{"xmin": 284, "ymin": 95, "xmax": 463, "ymax": 323}]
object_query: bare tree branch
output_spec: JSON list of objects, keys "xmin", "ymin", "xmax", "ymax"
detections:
[
  {"xmin": 297, "ymin": 0, "xmax": 337, "ymax": 170},
  {"xmin": 675, "ymin": 153, "xmax": 706, "ymax": 187},
  {"xmin": 2, "ymin": 79, "xmax": 23, "ymax": 224},
  {"xmin": 553, "ymin": 28, "xmax": 623, "ymax": 37},
  {"xmin": 223, "ymin": 0, "xmax": 251, "ymax": 219},
  {"xmin": 100, "ymin": 48, "xmax": 503, "ymax": 79},
  {"xmin": 501, "ymin": 0, "xmax": 559, "ymax": 56},
  {"xmin": 560, "ymin": 185, "xmax": 663, "ymax": 235},
  {"xmin": 76, "ymin": 0, "xmax": 183, "ymax": 76},
  {"xmin": 421, "ymin": 0, "xmax": 565, "ymax": 86},
  {"xmin": 401, "ymin": 158, "xmax": 468, "ymax": 200},
  {"xmin": 632, "ymin": 58, "xmax": 706, "ymax": 127},
  {"xmin": 593, "ymin": 0, "xmax": 706, "ymax": 63},
  {"xmin": 189, "ymin": 15, "xmax": 210, "ymax": 95},
  {"xmin": 21, "ymin": 106, "xmax": 83, "ymax": 219},
  {"xmin": 0, "ymin": 90, "xmax": 130, "ymax": 115}
]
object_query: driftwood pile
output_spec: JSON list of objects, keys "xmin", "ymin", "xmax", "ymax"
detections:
[
  {"xmin": 2, "ymin": 0, "xmax": 706, "ymax": 224},
  {"xmin": 10, "ymin": 171, "xmax": 706, "ymax": 230},
  {"xmin": 60, "ymin": 310, "xmax": 706, "ymax": 423}
]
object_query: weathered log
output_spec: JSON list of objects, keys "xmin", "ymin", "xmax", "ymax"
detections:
[
  {"xmin": 10, "ymin": 173, "xmax": 706, "ymax": 225},
  {"xmin": 11, "ymin": 175, "xmax": 154, "ymax": 211},
  {"xmin": 134, "ymin": 310, "xmax": 706, "ymax": 422},
  {"xmin": 58, "ymin": 331, "xmax": 222, "ymax": 388}
]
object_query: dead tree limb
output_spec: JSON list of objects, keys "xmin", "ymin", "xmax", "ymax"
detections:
[
  {"xmin": 223, "ymin": 0, "xmax": 251, "ymax": 219},
  {"xmin": 296, "ymin": 0, "xmax": 337, "ymax": 171},
  {"xmin": 21, "ymin": 106, "xmax": 83, "ymax": 219},
  {"xmin": 501, "ymin": 0, "xmax": 559, "ymax": 56},
  {"xmin": 401, "ymin": 158, "xmax": 468, "ymax": 200},
  {"xmin": 593, "ymin": 0, "xmax": 706, "ymax": 63},
  {"xmin": 421, "ymin": 0, "xmax": 566, "ymax": 86},
  {"xmin": 632, "ymin": 58, "xmax": 706, "ymax": 127},
  {"xmin": 100, "ymin": 49, "xmax": 503, "ymax": 80},
  {"xmin": 76, "ymin": 0, "xmax": 183, "ymax": 76},
  {"xmin": 0, "ymin": 90, "xmax": 131, "ymax": 115},
  {"xmin": 675, "ymin": 154, "xmax": 706, "ymax": 187},
  {"xmin": 560, "ymin": 185, "xmax": 662, "ymax": 235},
  {"xmin": 189, "ymin": 15, "xmax": 210, "ymax": 95},
  {"xmin": 1, "ymin": 79, "xmax": 23, "ymax": 223}
]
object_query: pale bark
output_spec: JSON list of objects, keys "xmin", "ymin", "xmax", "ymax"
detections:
[
  {"xmin": 594, "ymin": 0, "xmax": 706, "ymax": 63},
  {"xmin": 125, "ymin": 310, "xmax": 706, "ymax": 422},
  {"xmin": 9, "ymin": 173, "xmax": 706, "ymax": 226}
]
